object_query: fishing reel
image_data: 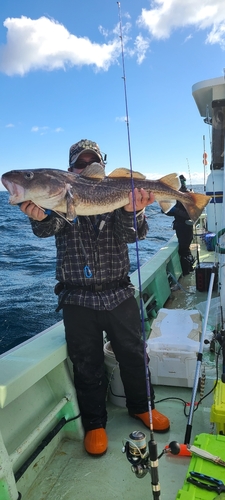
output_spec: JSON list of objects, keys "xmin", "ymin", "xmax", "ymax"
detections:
[
  {"xmin": 122, "ymin": 431, "xmax": 150, "ymax": 478},
  {"xmin": 122, "ymin": 432, "xmax": 191, "ymax": 479}
]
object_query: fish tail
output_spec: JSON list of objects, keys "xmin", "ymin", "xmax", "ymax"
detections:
[{"xmin": 182, "ymin": 192, "xmax": 211, "ymax": 222}]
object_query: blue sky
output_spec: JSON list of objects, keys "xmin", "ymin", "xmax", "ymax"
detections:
[{"xmin": 0, "ymin": 0, "xmax": 225, "ymax": 189}]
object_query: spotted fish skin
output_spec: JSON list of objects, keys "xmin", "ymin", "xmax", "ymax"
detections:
[{"xmin": 1, "ymin": 164, "xmax": 211, "ymax": 222}]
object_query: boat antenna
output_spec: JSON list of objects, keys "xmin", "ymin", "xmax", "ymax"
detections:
[{"xmin": 117, "ymin": 3, "xmax": 161, "ymax": 498}]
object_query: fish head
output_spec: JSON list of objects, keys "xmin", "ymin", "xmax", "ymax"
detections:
[
  {"xmin": 1, "ymin": 172, "xmax": 27, "ymax": 204},
  {"xmin": 1, "ymin": 168, "xmax": 73, "ymax": 210}
]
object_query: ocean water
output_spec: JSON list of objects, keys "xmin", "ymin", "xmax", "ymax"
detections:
[{"xmin": 0, "ymin": 187, "xmax": 201, "ymax": 354}]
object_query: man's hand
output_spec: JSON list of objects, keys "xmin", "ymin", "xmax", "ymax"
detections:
[
  {"xmin": 20, "ymin": 201, "xmax": 48, "ymax": 221},
  {"xmin": 123, "ymin": 188, "xmax": 155, "ymax": 212}
]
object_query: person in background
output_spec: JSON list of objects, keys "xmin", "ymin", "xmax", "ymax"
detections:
[
  {"xmin": 164, "ymin": 175, "xmax": 195, "ymax": 275},
  {"xmin": 20, "ymin": 139, "xmax": 170, "ymax": 457}
]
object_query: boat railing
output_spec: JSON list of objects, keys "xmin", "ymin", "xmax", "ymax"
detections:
[
  {"xmin": 0, "ymin": 322, "xmax": 83, "ymax": 499},
  {"xmin": 130, "ymin": 235, "xmax": 182, "ymax": 336}
]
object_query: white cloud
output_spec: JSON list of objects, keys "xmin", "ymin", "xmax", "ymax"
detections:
[
  {"xmin": 112, "ymin": 20, "xmax": 132, "ymax": 38},
  {"xmin": 31, "ymin": 126, "xmax": 49, "ymax": 132},
  {"xmin": 6, "ymin": 123, "xmax": 14, "ymax": 127},
  {"xmin": 0, "ymin": 15, "xmax": 153, "ymax": 76},
  {"xmin": 115, "ymin": 116, "xmax": 127, "ymax": 122},
  {"xmin": 98, "ymin": 25, "xmax": 109, "ymax": 38},
  {"xmin": 206, "ymin": 22, "xmax": 225, "ymax": 48},
  {"xmin": 189, "ymin": 171, "xmax": 207, "ymax": 184},
  {"xmin": 137, "ymin": 0, "xmax": 225, "ymax": 48},
  {"xmin": 0, "ymin": 16, "xmax": 121, "ymax": 76},
  {"xmin": 134, "ymin": 34, "xmax": 150, "ymax": 64},
  {"xmin": 146, "ymin": 171, "xmax": 205, "ymax": 184},
  {"xmin": 31, "ymin": 125, "xmax": 63, "ymax": 134},
  {"xmin": 184, "ymin": 34, "xmax": 193, "ymax": 43},
  {"xmin": 113, "ymin": 21, "xmax": 148, "ymax": 64}
]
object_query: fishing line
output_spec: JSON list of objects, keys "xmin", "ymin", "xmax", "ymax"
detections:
[
  {"xmin": 28, "ymin": 203, "xmax": 75, "ymax": 225},
  {"xmin": 186, "ymin": 158, "xmax": 192, "ymax": 191},
  {"xmin": 117, "ymin": 1, "xmax": 151, "ymax": 421},
  {"xmin": 117, "ymin": 3, "xmax": 160, "ymax": 498}
]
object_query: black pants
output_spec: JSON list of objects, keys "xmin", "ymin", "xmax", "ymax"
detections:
[
  {"xmin": 175, "ymin": 223, "xmax": 193, "ymax": 275},
  {"xmin": 175, "ymin": 223, "xmax": 193, "ymax": 257},
  {"xmin": 63, "ymin": 296, "xmax": 155, "ymax": 431}
]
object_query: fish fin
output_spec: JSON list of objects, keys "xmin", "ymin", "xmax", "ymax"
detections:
[
  {"xmin": 66, "ymin": 187, "xmax": 77, "ymax": 221},
  {"xmin": 159, "ymin": 201, "xmax": 176, "ymax": 213},
  {"xmin": 108, "ymin": 168, "xmax": 146, "ymax": 179},
  {"xmin": 158, "ymin": 174, "xmax": 211, "ymax": 222},
  {"xmin": 80, "ymin": 163, "xmax": 105, "ymax": 179},
  {"xmin": 52, "ymin": 210, "xmax": 73, "ymax": 225},
  {"xmin": 159, "ymin": 173, "xmax": 180, "ymax": 191},
  {"xmin": 181, "ymin": 192, "xmax": 211, "ymax": 222}
]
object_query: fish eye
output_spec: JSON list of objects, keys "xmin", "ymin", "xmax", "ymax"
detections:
[{"xmin": 24, "ymin": 171, "xmax": 34, "ymax": 180}]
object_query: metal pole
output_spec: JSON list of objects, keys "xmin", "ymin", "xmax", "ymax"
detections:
[
  {"xmin": 184, "ymin": 270, "xmax": 215, "ymax": 444},
  {"xmin": 219, "ymin": 131, "xmax": 225, "ymax": 329}
]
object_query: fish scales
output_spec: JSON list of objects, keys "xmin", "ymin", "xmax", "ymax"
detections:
[{"xmin": 73, "ymin": 177, "xmax": 191, "ymax": 213}]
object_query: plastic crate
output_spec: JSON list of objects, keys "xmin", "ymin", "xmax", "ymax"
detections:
[
  {"xmin": 147, "ymin": 309, "xmax": 201, "ymax": 388},
  {"xmin": 211, "ymin": 379, "xmax": 225, "ymax": 434},
  {"xmin": 195, "ymin": 263, "xmax": 218, "ymax": 292},
  {"xmin": 205, "ymin": 233, "xmax": 216, "ymax": 251},
  {"xmin": 176, "ymin": 433, "xmax": 225, "ymax": 499}
]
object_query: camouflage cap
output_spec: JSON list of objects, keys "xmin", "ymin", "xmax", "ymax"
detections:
[{"xmin": 69, "ymin": 139, "xmax": 103, "ymax": 166}]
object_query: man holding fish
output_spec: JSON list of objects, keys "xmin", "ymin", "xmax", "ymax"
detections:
[{"xmin": 18, "ymin": 139, "xmax": 171, "ymax": 456}]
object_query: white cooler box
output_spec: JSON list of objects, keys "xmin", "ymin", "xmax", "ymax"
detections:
[{"xmin": 147, "ymin": 308, "xmax": 201, "ymax": 388}]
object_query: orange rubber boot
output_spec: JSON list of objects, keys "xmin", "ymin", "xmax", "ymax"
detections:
[
  {"xmin": 84, "ymin": 429, "xmax": 108, "ymax": 456},
  {"xmin": 132, "ymin": 409, "xmax": 170, "ymax": 433}
]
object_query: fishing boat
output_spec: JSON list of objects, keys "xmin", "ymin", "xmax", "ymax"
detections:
[{"xmin": 1, "ymin": 75, "xmax": 225, "ymax": 500}]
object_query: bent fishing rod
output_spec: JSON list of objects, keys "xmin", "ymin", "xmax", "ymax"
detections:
[{"xmin": 117, "ymin": 3, "xmax": 160, "ymax": 498}]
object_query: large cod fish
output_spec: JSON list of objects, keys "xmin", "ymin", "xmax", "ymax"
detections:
[{"xmin": 1, "ymin": 164, "xmax": 211, "ymax": 222}]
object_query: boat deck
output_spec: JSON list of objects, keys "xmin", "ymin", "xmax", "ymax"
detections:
[{"xmin": 23, "ymin": 383, "xmax": 215, "ymax": 500}]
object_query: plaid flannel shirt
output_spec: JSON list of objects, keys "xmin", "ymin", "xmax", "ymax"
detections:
[{"xmin": 31, "ymin": 209, "xmax": 148, "ymax": 310}]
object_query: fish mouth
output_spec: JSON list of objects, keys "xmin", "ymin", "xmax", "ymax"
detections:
[{"xmin": 1, "ymin": 178, "xmax": 26, "ymax": 204}]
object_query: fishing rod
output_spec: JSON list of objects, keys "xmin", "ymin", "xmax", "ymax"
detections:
[
  {"xmin": 117, "ymin": 3, "xmax": 160, "ymax": 498},
  {"xmin": 186, "ymin": 158, "xmax": 192, "ymax": 191}
]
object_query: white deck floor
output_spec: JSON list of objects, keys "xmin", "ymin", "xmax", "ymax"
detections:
[{"xmin": 23, "ymin": 378, "xmax": 215, "ymax": 500}]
